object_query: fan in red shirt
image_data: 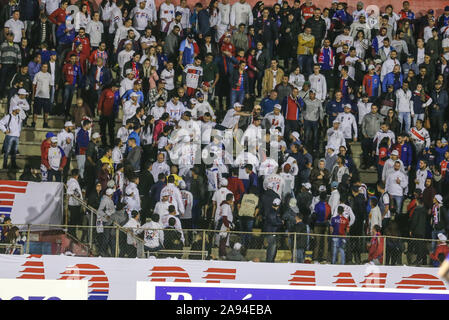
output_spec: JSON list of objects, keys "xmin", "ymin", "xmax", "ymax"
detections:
[
  {"xmin": 72, "ymin": 27, "xmax": 91, "ymax": 58},
  {"xmin": 219, "ymin": 33, "xmax": 235, "ymax": 57},
  {"xmin": 48, "ymin": 1, "xmax": 69, "ymax": 25},
  {"xmin": 227, "ymin": 168, "xmax": 245, "ymax": 204},
  {"xmin": 430, "ymin": 234, "xmax": 449, "ymax": 267},
  {"xmin": 66, "ymin": 43, "xmax": 88, "ymax": 75},
  {"xmin": 300, "ymin": 0, "xmax": 317, "ymax": 21}
]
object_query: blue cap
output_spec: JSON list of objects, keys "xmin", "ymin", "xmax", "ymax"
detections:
[
  {"xmin": 46, "ymin": 132, "xmax": 55, "ymax": 139},
  {"xmin": 331, "ymin": 181, "xmax": 339, "ymax": 188}
]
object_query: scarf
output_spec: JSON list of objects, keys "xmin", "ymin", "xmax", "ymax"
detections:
[{"xmin": 318, "ymin": 47, "xmax": 334, "ymax": 67}]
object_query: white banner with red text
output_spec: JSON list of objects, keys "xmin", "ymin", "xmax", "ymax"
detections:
[
  {"xmin": 0, "ymin": 254, "xmax": 447, "ymax": 300},
  {"xmin": 0, "ymin": 180, "xmax": 64, "ymax": 228}
]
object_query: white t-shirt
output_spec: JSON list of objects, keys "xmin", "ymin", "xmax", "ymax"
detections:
[
  {"xmin": 5, "ymin": 19, "xmax": 24, "ymax": 43},
  {"xmin": 183, "ymin": 64, "xmax": 203, "ymax": 89},
  {"xmin": 221, "ymin": 109, "xmax": 239, "ymax": 129},
  {"xmin": 33, "ymin": 71, "xmax": 53, "ymax": 99},
  {"xmin": 160, "ymin": 68, "xmax": 175, "ymax": 90}
]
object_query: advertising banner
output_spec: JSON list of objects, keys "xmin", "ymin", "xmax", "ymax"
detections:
[
  {"xmin": 0, "ymin": 279, "xmax": 88, "ymax": 300},
  {"xmin": 0, "ymin": 180, "xmax": 64, "ymax": 228},
  {"xmin": 0, "ymin": 254, "xmax": 448, "ymax": 300},
  {"xmin": 136, "ymin": 282, "xmax": 449, "ymax": 300}
]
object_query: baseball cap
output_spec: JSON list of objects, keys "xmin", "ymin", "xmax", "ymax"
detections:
[
  {"xmin": 273, "ymin": 104, "xmax": 282, "ymax": 110},
  {"xmin": 64, "ymin": 121, "xmax": 74, "ymax": 127},
  {"xmin": 18, "ymin": 88, "xmax": 28, "ymax": 95},
  {"xmin": 273, "ymin": 198, "xmax": 281, "ymax": 206},
  {"xmin": 175, "ymin": 11, "xmax": 182, "ymax": 16},
  {"xmin": 11, "ymin": 105, "xmax": 20, "ymax": 111},
  {"xmin": 134, "ymin": 79, "xmax": 142, "ymax": 85},
  {"xmin": 178, "ymin": 180, "xmax": 186, "ymax": 189},
  {"xmin": 233, "ymin": 242, "xmax": 242, "ymax": 250},
  {"xmin": 220, "ymin": 178, "xmax": 228, "ymax": 187},
  {"xmin": 333, "ymin": 119, "xmax": 340, "ymax": 124},
  {"xmin": 92, "ymin": 132, "xmax": 101, "ymax": 139},
  {"xmin": 195, "ymin": 91, "xmax": 204, "ymax": 98},
  {"xmin": 233, "ymin": 102, "xmax": 243, "ymax": 108},
  {"xmin": 368, "ymin": 64, "xmax": 375, "ymax": 70},
  {"xmin": 302, "ymin": 182, "xmax": 311, "ymax": 190},
  {"xmin": 435, "ymin": 194, "xmax": 443, "ymax": 204},
  {"xmin": 391, "ymin": 150, "xmax": 399, "ymax": 156},
  {"xmin": 46, "ymin": 132, "xmax": 55, "ymax": 139},
  {"xmin": 50, "ymin": 137, "xmax": 58, "ymax": 143},
  {"xmin": 190, "ymin": 98, "xmax": 198, "ymax": 105},
  {"xmin": 106, "ymin": 188, "xmax": 114, "ymax": 196},
  {"xmin": 344, "ymin": 104, "xmax": 352, "ymax": 109},
  {"xmin": 439, "ymin": 233, "xmax": 447, "ymax": 242},
  {"xmin": 183, "ymin": 111, "xmax": 192, "ymax": 117},
  {"xmin": 187, "ymin": 32, "xmax": 195, "ymax": 39},
  {"xmin": 318, "ymin": 185, "xmax": 327, "ymax": 192},
  {"xmin": 291, "ymin": 131, "xmax": 300, "ymax": 140},
  {"xmin": 442, "ymin": 138, "xmax": 448, "ymax": 144},
  {"xmin": 331, "ymin": 181, "xmax": 339, "ymax": 189},
  {"xmin": 125, "ymin": 69, "xmax": 134, "ymax": 75}
]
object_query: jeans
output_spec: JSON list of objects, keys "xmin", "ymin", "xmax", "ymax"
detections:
[
  {"xmin": 47, "ymin": 169, "xmax": 62, "ymax": 182},
  {"xmin": 398, "ymin": 111, "xmax": 411, "ymax": 132},
  {"xmin": 296, "ymin": 248, "xmax": 305, "ymax": 263},
  {"xmin": 297, "ymin": 55, "xmax": 313, "ymax": 77},
  {"xmin": 76, "ymin": 155, "xmax": 86, "ymax": 179},
  {"xmin": 239, "ymin": 216, "xmax": 254, "ymax": 249},
  {"xmin": 303, "ymin": 120, "xmax": 319, "ymax": 150},
  {"xmin": 266, "ymin": 234, "xmax": 278, "ymax": 262},
  {"xmin": 63, "ymin": 85, "xmax": 76, "ymax": 118},
  {"xmin": 413, "ymin": 113, "xmax": 424, "ymax": 127},
  {"xmin": 332, "ymin": 237, "xmax": 346, "ymax": 264},
  {"xmin": 3, "ymin": 135, "xmax": 19, "ymax": 166},
  {"xmin": 392, "ymin": 195, "xmax": 404, "ymax": 215},
  {"xmin": 230, "ymin": 89, "xmax": 245, "ymax": 109}
]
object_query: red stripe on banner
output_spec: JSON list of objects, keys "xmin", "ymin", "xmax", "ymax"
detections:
[
  {"xmin": 90, "ymin": 277, "xmax": 109, "ymax": 282},
  {"xmin": 69, "ymin": 264, "xmax": 101, "ymax": 270},
  {"xmin": 396, "ymin": 286, "xmax": 422, "ymax": 289},
  {"xmin": 0, "ymin": 187, "xmax": 26, "ymax": 193},
  {"xmin": 395, "ymin": 280, "xmax": 445, "ymax": 286},
  {"xmin": 150, "ymin": 279, "xmax": 166, "ymax": 282},
  {"xmin": 17, "ymin": 274, "xmax": 45, "ymax": 279},
  {"xmin": 404, "ymin": 274, "xmax": 439, "ymax": 279},
  {"xmin": 333, "ymin": 279, "xmax": 356, "ymax": 284},
  {"xmin": 150, "ymin": 266, "xmax": 187, "ymax": 272},
  {"xmin": 0, "ymin": 194, "xmax": 15, "ymax": 199},
  {"xmin": 205, "ymin": 280, "xmax": 221, "ymax": 283},
  {"xmin": 174, "ymin": 279, "xmax": 191, "ymax": 282},
  {"xmin": 336, "ymin": 285, "xmax": 358, "ymax": 287},
  {"xmin": 26, "ymin": 255, "xmax": 42, "ymax": 258},
  {"xmin": 287, "ymin": 277, "xmax": 316, "ymax": 283},
  {"xmin": 22, "ymin": 261, "xmax": 44, "ymax": 267},
  {"xmin": 334, "ymin": 272, "xmax": 353, "ymax": 277},
  {"xmin": 362, "ymin": 285, "xmax": 386, "ymax": 288},
  {"xmin": 0, "ymin": 201, "xmax": 13, "ymax": 206},
  {"xmin": 0, "ymin": 181, "xmax": 28, "ymax": 187},
  {"xmin": 19, "ymin": 268, "xmax": 45, "ymax": 273},
  {"xmin": 364, "ymin": 273, "xmax": 387, "ymax": 278},
  {"xmin": 202, "ymin": 274, "xmax": 236, "ymax": 280},
  {"xmin": 89, "ymin": 283, "xmax": 110, "ymax": 288},
  {"xmin": 58, "ymin": 276, "xmax": 86, "ymax": 280},
  {"xmin": 290, "ymin": 283, "xmax": 316, "ymax": 286},
  {"xmin": 291, "ymin": 270, "xmax": 315, "ymax": 276},
  {"xmin": 148, "ymin": 272, "xmax": 190, "ymax": 278},
  {"xmin": 203, "ymin": 268, "xmax": 236, "ymax": 274},
  {"xmin": 60, "ymin": 270, "xmax": 105, "ymax": 276},
  {"xmin": 429, "ymin": 287, "xmax": 447, "ymax": 290}
]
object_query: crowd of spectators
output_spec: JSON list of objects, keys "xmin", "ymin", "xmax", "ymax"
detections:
[{"xmin": 0, "ymin": 0, "xmax": 448, "ymax": 264}]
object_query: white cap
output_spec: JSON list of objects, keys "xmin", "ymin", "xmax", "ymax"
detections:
[
  {"xmin": 11, "ymin": 105, "xmax": 21, "ymax": 111},
  {"xmin": 333, "ymin": 119, "xmax": 340, "ymax": 124},
  {"xmin": 318, "ymin": 185, "xmax": 327, "ymax": 192},
  {"xmin": 64, "ymin": 121, "xmax": 74, "ymax": 127},
  {"xmin": 190, "ymin": 98, "xmax": 198, "ymax": 104},
  {"xmin": 178, "ymin": 180, "xmax": 186, "ymax": 189},
  {"xmin": 273, "ymin": 104, "xmax": 282, "ymax": 110},
  {"xmin": 161, "ymin": 190, "xmax": 170, "ymax": 198},
  {"xmin": 50, "ymin": 137, "xmax": 58, "ymax": 143},
  {"xmin": 17, "ymin": 88, "xmax": 28, "ymax": 95},
  {"xmin": 273, "ymin": 198, "xmax": 281, "ymax": 206},
  {"xmin": 220, "ymin": 178, "xmax": 228, "ymax": 187},
  {"xmin": 302, "ymin": 182, "xmax": 312, "ymax": 190},
  {"xmin": 233, "ymin": 102, "xmax": 243, "ymax": 108},
  {"xmin": 92, "ymin": 132, "xmax": 101, "ymax": 139},
  {"xmin": 368, "ymin": 64, "xmax": 375, "ymax": 70},
  {"xmin": 107, "ymin": 180, "xmax": 115, "ymax": 188},
  {"xmin": 391, "ymin": 150, "xmax": 399, "ymax": 156},
  {"xmin": 291, "ymin": 132, "xmax": 300, "ymax": 140},
  {"xmin": 344, "ymin": 104, "xmax": 352, "ymax": 109},
  {"xmin": 233, "ymin": 242, "xmax": 242, "ymax": 250},
  {"xmin": 435, "ymin": 194, "xmax": 443, "ymax": 204},
  {"xmin": 439, "ymin": 233, "xmax": 447, "ymax": 242},
  {"xmin": 126, "ymin": 69, "xmax": 133, "ymax": 75},
  {"xmin": 106, "ymin": 188, "xmax": 114, "ymax": 196}
]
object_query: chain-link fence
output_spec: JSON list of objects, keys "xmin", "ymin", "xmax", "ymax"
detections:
[{"xmin": 0, "ymin": 223, "xmax": 445, "ymax": 267}]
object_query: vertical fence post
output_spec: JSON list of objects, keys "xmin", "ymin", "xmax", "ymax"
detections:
[
  {"xmin": 383, "ymin": 236, "xmax": 387, "ymax": 265},
  {"xmin": 64, "ymin": 193, "xmax": 69, "ymax": 226},
  {"xmin": 293, "ymin": 232, "xmax": 297, "ymax": 263},
  {"xmin": 89, "ymin": 210, "xmax": 93, "ymax": 248},
  {"xmin": 115, "ymin": 226, "xmax": 120, "ymax": 258},
  {"xmin": 202, "ymin": 230, "xmax": 206, "ymax": 260},
  {"xmin": 26, "ymin": 224, "xmax": 31, "ymax": 254}
]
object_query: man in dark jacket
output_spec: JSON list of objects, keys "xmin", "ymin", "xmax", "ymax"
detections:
[
  {"xmin": 126, "ymin": 137, "xmax": 143, "ymax": 173},
  {"xmin": 85, "ymin": 132, "xmax": 101, "ymax": 195},
  {"xmin": 348, "ymin": 186, "xmax": 366, "ymax": 264},
  {"xmin": 230, "ymin": 60, "xmax": 249, "ymax": 108},
  {"xmin": 264, "ymin": 197, "xmax": 282, "ymax": 262},
  {"xmin": 409, "ymin": 196, "xmax": 427, "ymax": 265},
  {"xmin": 254, "ymin": 41, "xmax": 271, "ymax": 97},
  {"xmin": 430, "ymin": 81, "xmax": 449, "ymax": 140},
  {"xmin": 254, "ymin": 8, "xmax": 279, "ymax": 59},
  {"xmin": 304, "ymin": 8, "xmax": 327, "ymax": 51},
  {"xmin": 139, "ymin": 161, "xmax": 155, "ymax": 219},
  {"xmin": 294, "ymin": 213, "xmax": 308, "ymax": 263}
]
